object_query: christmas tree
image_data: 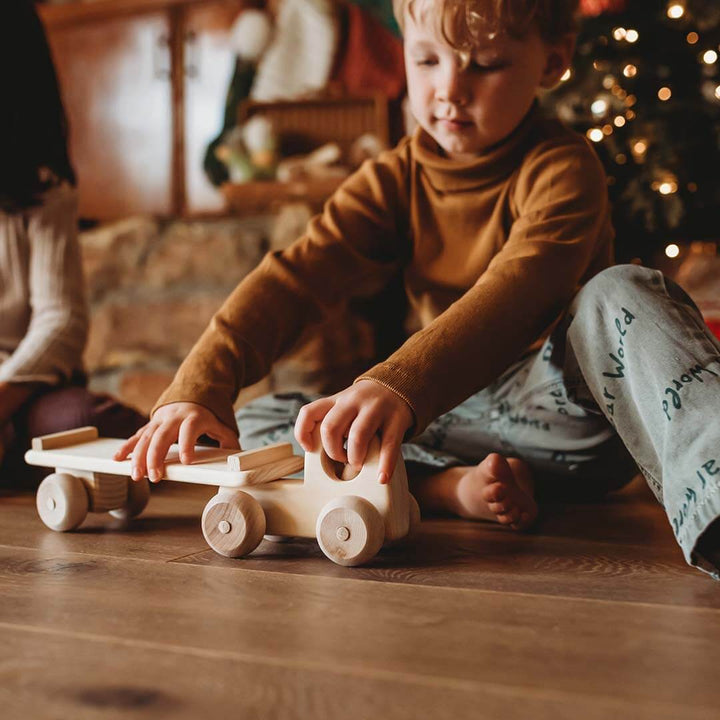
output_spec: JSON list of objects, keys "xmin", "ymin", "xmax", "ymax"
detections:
[{"xmin": 546, "ymin": 0, "xmax": 720, "ymax": 264}]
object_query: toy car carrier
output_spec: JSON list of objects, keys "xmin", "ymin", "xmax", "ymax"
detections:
[{"xmin": 25, "ymin": 426, "xmax": 420, "ymax": 566}]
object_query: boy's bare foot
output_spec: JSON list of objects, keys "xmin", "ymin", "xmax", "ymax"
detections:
[
  {"xmin": 455, "ymin": 454, "xmax": 538, "ymax": 530},
  {"xmin": 410, "ymin": 453, "xmax": 538, "ymax": 531}
]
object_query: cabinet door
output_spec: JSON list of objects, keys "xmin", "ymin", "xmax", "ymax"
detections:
[
  {"xmin": 182, "ymin": 1, "xmax": 243, "ymax": 215},
  {"xmin": 46, "ymin": 12, "xmax": 174, "ymax": 219}
]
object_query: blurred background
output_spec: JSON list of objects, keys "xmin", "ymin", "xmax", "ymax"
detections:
[{"xmin": 31, "ymin": 0, "xmax": 720, "ymax": 414}]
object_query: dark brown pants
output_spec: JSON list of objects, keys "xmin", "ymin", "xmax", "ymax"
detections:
[{"xmin": 1, "ymin": 386, "xmax": 146, "ymax": 490}]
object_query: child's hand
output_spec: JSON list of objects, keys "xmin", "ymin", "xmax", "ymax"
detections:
[
  {"xmin": 114, "ymin": 402, "xmax": 240, "ymax": 483},
  {"xmin": 294, "ymin": 380, "xmax": 413, "ymax": 484}
]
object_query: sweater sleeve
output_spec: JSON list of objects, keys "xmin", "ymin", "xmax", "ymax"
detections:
[
  {"xmin": 359, "ymin": 137, "xmax": 613, "ymax": 435},
  {"xmin": 0, "ymin": 187, "xmax": 88, "ymax": 385},
  {"xmin": 153, "ymin": 145, "xmax": 411, "ymax": 430}
]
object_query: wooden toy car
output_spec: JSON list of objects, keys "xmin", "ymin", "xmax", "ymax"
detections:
[{"xmin": 25, "ymin": 426, "xmax": 420, "ymax": 566}]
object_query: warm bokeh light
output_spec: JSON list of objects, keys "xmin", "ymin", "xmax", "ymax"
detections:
[
  {"xmin": 667, "ymin": 3, "xmax": 685, "ymax": 20},
  {"xmin": 623, "ymin": 64, "xmax": 637, "ymax": 77},
  {"xmin": 591, "ymin": 98, "xmax": 609, "ymax": 115},
  {"xmin": 686, "ymin": 32, "xmax": 699, "ymax": 44},
  {"xmin": 703, "ymin": 50, "xmax": 718, "ymax": 64},
  {"xmin": 561, "ymin": 68, "xmax": 572, "ymax": 82},
  {"xmin": 665, "ymin": 243, "xmax": 680, "ymax": 258},
  {"xmin": 612, "ymin": 27, "xmax": 627, "ymax": 41},
  {"xmin": 656, "ymin": 176, "xmax": 679, "ymax": 195},
  {"xmin": 626, "ymin": 29, "xmax": 639, "ymax": 43},
  {"xmin": 658, "ymin": 87, "xmax": 672, "ymax": 101},
  {"xmin": 587, "ymin": 128, "xmax": 604, "ymax": 143}
]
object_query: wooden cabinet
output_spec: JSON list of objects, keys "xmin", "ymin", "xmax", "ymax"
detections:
[
  {"xmin": 40, "ymin": 0, "xmax": 246, "ymax": 220},
  {"xmin": 46, "ymin": 9, "xmax": 174, "ymax": 218}
]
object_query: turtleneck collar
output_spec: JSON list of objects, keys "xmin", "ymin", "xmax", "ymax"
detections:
[{"xmin": 411, "ymin": 101, "xmax": 544, "ymax": 193}]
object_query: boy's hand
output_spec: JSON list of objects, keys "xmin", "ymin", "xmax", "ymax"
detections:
[
  {"xmin": 294, "ymin": 380, "xmax": 413, "ymax": 484},
  {"xmin": 114, "ymin": 402, "xmax": 240, "ymax": 483}
]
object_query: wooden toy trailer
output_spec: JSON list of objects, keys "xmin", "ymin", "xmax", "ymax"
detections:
[{"xmin": 25, "ymin": 426, "xmax": 419, "ymax": 566}]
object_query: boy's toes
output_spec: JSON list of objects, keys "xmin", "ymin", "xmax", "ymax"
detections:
[
  {"xmin": 481, "ymin": 482, "xmax": 507, "ymax": 504},
  {"xmin": 497, "ymin": 506, "xmax": 519, "ymax": 524},
  {"xmin": 454, "ymin": 453, "xmax": 537, "ymax": 529}
]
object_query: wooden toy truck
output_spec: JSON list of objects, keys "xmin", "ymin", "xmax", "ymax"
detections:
[{"xmin": 25, "ymin": 426, "xmax": 420, "ymax": 566}]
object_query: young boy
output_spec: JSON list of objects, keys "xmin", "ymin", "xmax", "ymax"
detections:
[{"xmin": 117, "ymin": 0, "xmax": 720, "ymax": 576}]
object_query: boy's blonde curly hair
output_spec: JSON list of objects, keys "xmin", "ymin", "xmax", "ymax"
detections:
[{"xmin": 392, "ymin": 0, "xmax": 580, "ymax": 45}]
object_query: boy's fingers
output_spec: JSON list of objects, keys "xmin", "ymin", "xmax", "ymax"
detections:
[
  {"xmin": 295, "ymin": 397, "xmax": 335, "ymax": 450},
  {"xmin": 345, "ymin": 412, "xmax": 377, "ymax": 468},
  {"xmin": 208, "ymin": 423, "xmax": 241, "ymax": 450},
  {"xmin": 320, "ymin": 404, "xmax": 357, "ymax": 464},
  {"xmin": 177, "ymin": 417, "xmax": 202, "ymax": 464},
  {"xmin": 114, "ymin": 429, "xmax": 144, "ymax": 460},
  {"xmin": 130, "ymin": 425, "xmax": 155, "ymax": 481},
  {"xmin": 377, "ymin": 428, "xmax": 403, "ymax": 484},
  {"xmin": 145, "ymin": 423, "xmax": 178, "ymax": 482}
]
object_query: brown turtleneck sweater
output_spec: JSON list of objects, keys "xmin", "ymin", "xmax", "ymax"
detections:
[{"xmin": 154, "ymin": 105, "xmax": 614, "ymax": 435}]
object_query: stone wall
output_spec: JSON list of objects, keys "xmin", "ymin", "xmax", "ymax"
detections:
[
  {"xmin": 80, "ymin": 210, "xmax": 379, "ymax": 417},
  {"xmin": 80, "ymin": 214, "xmax": 273, "ymax": 416}
]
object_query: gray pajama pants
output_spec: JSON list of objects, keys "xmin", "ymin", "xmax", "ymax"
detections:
[{"xmin": 236, "ymin": 265, "xmax": 720, "ymax": 577}]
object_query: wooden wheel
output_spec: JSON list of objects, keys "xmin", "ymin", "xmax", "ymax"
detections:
[
  {"xmin": 316, "ymin": 496, "xmax": 384, "ymax": 567},
  {"xmin": 109, "ymin": 478, "xmax": 151, "ymax": 521},
  {"xmin": 36, "ymin": 473, "xmax": 89, "ymax": 532},
  {"xmin": 202, "ymin": 491, "xmax": 266, "ymax": 558}
]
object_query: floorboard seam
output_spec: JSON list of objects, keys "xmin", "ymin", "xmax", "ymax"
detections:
[{"xmin": 0, "ymin": 543, "xmax": 208, "ymax": 565}]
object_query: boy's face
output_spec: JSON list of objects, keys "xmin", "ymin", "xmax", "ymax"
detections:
[{"xmin": 403, "ymin": 11, "xmax": 570, "ymax": 160}]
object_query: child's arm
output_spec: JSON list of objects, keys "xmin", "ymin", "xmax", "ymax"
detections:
[
  {"xmin": 116, "ymin": 143, "xmax": 412, "ymax": 481},
  {"xmin": 353, "ymin": 136, "xmax": 614, "ymax": 438},
  {"xmin": 0, "ymin": 187, "xmax": 87, "ymax": 388},
  {"xmin": 294, "ymin": 379, "xmax": 414, "ymax": 484}
]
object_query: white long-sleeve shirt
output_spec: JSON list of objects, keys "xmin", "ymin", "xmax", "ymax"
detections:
[{"xmin": 0, "ymin": 185, "xmax": 88, "ymax": 385}]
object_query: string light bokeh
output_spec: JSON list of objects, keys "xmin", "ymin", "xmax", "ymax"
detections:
[{"xmin": 548, "ymin": 0, "xmax": 720, "ymax": 264}]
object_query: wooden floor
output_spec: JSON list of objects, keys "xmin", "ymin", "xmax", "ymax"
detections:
[{"xmin": 1, "ymin": 476, "xmax": 719, "ymax": 719}]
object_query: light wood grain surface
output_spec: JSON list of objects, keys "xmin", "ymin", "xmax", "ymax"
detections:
[{"xmin": 1, "ymin": 476, "xmax": 718, "ymax": 719}]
